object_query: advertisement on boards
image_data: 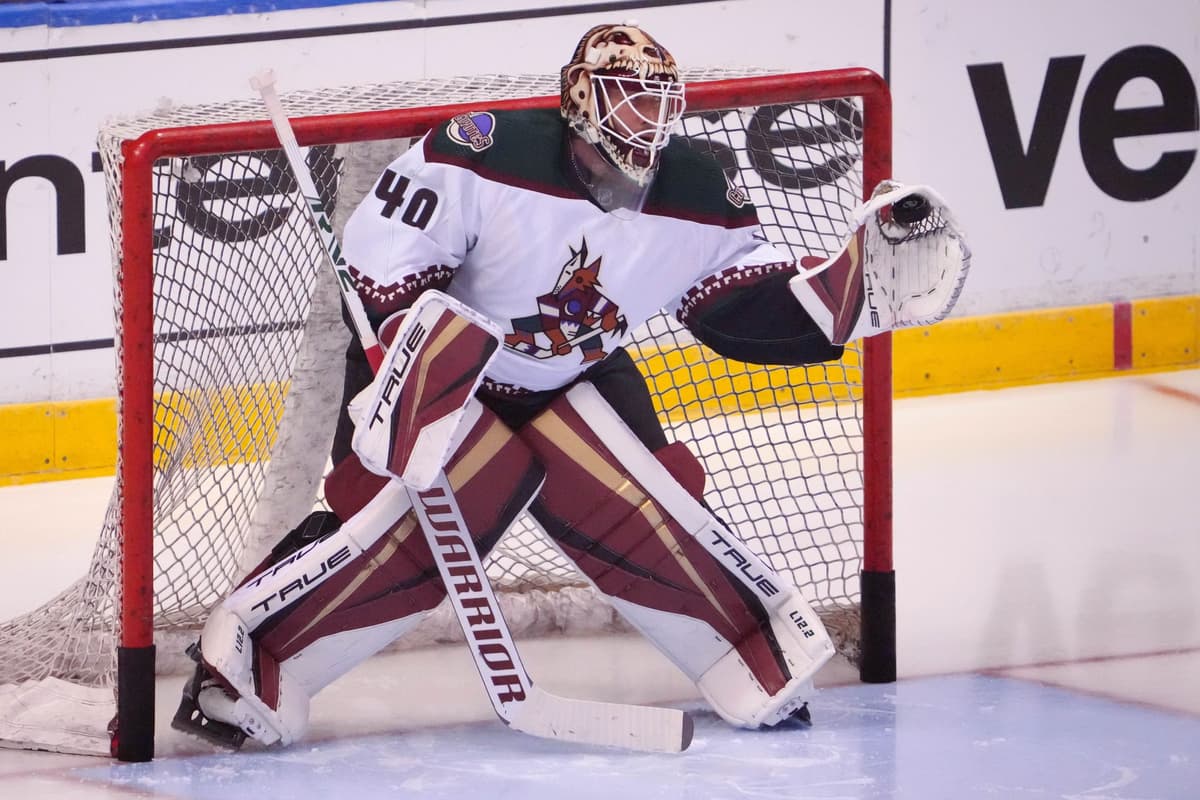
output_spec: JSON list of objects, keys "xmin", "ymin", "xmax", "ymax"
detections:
[
  {"xmin": 0, "ymin": 0, "xmax": 882, "ymax": 403},
  {"xmin": 891, "ymin": 0, "xmax": 1198, "ymax": 316}
]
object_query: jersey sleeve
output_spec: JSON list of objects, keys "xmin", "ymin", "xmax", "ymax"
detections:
[
  {"xmin": 340, "ymin": 132, "xmax": 482, "ymax": 329},
  {"xmin": 668, "ymin": 230, "xmax": 844, "ymax": 367}
]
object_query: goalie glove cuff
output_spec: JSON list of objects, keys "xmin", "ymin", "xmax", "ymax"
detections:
[{"xmin": 788, "ymin": 227, "xmax": 875, "ymax": 346}]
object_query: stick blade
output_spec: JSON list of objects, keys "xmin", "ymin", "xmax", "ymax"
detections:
[{"xmin": 512, "ymin": 689, "xmax": 693, "ymax": 754}]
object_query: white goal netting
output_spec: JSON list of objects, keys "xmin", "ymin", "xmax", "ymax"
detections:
[{"xmin": 0, "ymin": 69, "xmax": 886, "ymax": 756}]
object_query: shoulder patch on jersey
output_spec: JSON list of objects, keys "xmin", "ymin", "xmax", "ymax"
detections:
[
  {"xmin": 446, "ymin": 111, "xmax": 496, "ymax": 152},
  {"xmin": 426, "ymin": 109, "xmax": 577, "ymax": 199}
]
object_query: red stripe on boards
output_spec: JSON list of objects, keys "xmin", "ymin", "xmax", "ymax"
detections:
[{"xmin": 1113, "ymin": 301, "xmax": 1133, "ymax": 370}]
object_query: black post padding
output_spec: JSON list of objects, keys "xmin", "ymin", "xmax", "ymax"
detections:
[
  {"xmin": 115, "ymin": 645, "xmax": 156, "ymax": 761},
  {"xmin": 859, "ymin": 570, "xmax": 896, "ymax": 683}
]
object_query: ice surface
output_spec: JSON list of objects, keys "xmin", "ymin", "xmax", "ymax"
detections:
[{"xmin": 63, "ymin": 677, "xmax": 1200, "ymax": 800}]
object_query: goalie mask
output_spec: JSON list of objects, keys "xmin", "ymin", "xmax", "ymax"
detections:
[{"xmin": 560, "ymin": 23, "xmax": 686, "ymax": 198}]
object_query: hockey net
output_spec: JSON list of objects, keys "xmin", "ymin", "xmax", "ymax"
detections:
[{"xmin": 0, "ymin": 68, "xmax": 892, "ymax": 759}]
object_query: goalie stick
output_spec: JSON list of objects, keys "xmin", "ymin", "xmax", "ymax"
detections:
[{"xmin": 251, "ymin": 69, "xmax": 693, "ymax": 754}]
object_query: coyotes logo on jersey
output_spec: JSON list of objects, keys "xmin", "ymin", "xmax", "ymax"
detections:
[{"xmin": 504, "ymin": 237, "xmax": 628, "ymax": 362}]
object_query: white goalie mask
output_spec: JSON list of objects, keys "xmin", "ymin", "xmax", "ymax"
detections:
[{"xmin": 560, "ymin": 24, "xmax": 687, "ymax": 189}]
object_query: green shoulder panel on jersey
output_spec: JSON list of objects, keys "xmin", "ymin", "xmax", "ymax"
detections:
[
  {"xmin": 423, "ymin": 108, "xmax": 577, "ymax": 199},
  {"xmin": 423, "ymin": 107, "xmax": 761, "ymax": 228},
  {"xmin": 644, "ymin": 142, "xmax": 762, "ymax": 229}
]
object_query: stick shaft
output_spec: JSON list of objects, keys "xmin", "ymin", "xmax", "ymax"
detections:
[{"xmin": 253, "ymin": 69, "xmax": 383, "ymax": 371}]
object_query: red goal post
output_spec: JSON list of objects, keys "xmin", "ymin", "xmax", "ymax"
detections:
[{"xmin": 0, "ymin": 68, "xmax": 893, "ymax": 762}]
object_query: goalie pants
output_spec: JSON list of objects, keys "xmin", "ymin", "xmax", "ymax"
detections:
[{"xmin": 333, "ymin": 345, "xmax": 668, "ymax": 463}]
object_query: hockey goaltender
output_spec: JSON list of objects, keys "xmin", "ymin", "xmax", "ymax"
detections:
[{"xmin": 173, "ymin": 21, "xmax": 970, "ymax": 753}]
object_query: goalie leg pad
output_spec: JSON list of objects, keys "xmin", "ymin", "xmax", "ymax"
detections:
[
  {"xmin": 235, "ymin": 510, "xmax": 343, "ymax": 591},
  {"xmin": 519, "ymin": 383, "xmax": 834, "ymax": 728},
  {"xmin": 261, "ymin": 406, "xmax": 542, "ymax": 684},
  {"xmin": 190, "ymin": 403, "xmax": 542, "ymax": 747}
]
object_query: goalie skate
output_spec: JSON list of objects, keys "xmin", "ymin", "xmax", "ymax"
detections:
[
  {"xmin": 171, "ymin": 643, "xmax": 248, "ymax": 750},
  {"xmin": 775, "ymin": 702, "xmax": 812, "ymax": 729}
]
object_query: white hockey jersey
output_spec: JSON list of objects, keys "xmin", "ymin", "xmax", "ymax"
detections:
[{"xmin": 342, "ymin": 108, "xmax": 791, "ymax": 392}]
